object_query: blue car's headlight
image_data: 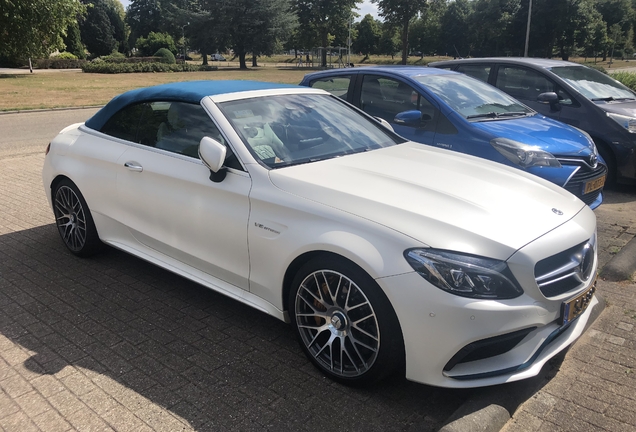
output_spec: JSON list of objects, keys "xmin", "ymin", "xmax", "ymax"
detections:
[
  {"xmin": 404, "ymin": 248, "xmax": 524, "ymax": 299},
  {"xmin": 490, "ymin": 137, "xmax": 561, "ymax": 168}
]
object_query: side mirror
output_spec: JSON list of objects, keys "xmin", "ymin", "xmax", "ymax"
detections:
[
  {"xmin": 537, "ymin": 92, "xmax": 560, "ymax": 109},
  {"xmin": 394, "ymin": 110, "xmax": 432, "ymax": 127},
  {"xmin": 199, "ymin": 136, "xmax": 227, "ymax": 182}
]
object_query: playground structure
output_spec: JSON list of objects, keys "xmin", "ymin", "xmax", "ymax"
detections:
[{"xmin": 296, "ymin": 47, "xmax": 352, "ymax": 68}]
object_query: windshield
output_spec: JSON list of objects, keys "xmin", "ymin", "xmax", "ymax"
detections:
[
  {"xmin": 414, "ymin": 74, "xmax": 533, "ymax": 119},
  {"xmin": 550, "ymin": 66, "xmax": 635, "ymax": 100},
  {"xmin": 219, "ymin": 94, "xmax": 401, "ymax": 168}
]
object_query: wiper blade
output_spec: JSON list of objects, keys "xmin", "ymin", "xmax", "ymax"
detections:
[
  {"xmin": 466, "ymin": 111, "xmax": 528, "ymax": 120},
  {"xmin": 591, "ymin": 96, "xmax": 616, "ymax": 101},
  {"xmin": 496, "ymin": 111, "xmax": 530, "ymax": 117}
]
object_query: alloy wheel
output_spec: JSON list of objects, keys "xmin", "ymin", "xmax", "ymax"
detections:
[
  {"xmin": 54, "ymin": 185, "xmax": 87, "ymax": 252},
  {"xmin": 294, "ymin": 270, "xmax": 380, "ymax": 378}
]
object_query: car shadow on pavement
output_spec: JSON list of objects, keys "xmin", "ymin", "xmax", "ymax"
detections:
[{"xmin": 0, "ymin": 224, "xmax": 472, "ymax": 431}]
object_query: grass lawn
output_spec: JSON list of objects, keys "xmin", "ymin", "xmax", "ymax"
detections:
[{"xmin": 0, "ymin": 68, "xmax": 311, "ymax": 112}]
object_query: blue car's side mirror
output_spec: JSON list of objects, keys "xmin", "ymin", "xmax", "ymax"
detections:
[{"xmin": 394, "ymin": 110, "xmax": 432, "ymax": 126}]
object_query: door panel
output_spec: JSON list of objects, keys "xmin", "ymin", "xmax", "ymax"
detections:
[{"xmin": 115, "ymin": 147, "xmax": 251, "ymax": 290}]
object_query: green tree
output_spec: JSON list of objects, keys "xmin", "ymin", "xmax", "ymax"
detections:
[
  {"xmin": 103, "ymin": 0, "xmax": 128, "ymax": 53},
  {"xmin": 438, "ymin": 0, "xmax": 472, "ymax": 57},
  {"xmin": 136, "ymin": 32, "xmax": 177, "ymax": 56},
  {"xmin": 354, "ymin": 14, "xmax": 381, "ymax": 56},
  {"xmin": 296, "ymin": 0, "xmax": 361, "ymax": 67},
  {"xmin": 126, "ymin": 0, "xmax": 166, "ymax": 49},
  {"xmin": 470, "ymin": 0, "xmax": 519, "ymax": 56},
  {"xmin": 80, "ymin": 0, "xmax": 117, "ymax": 57},
  {"xmin": 378, "ymin": 22, "xmax": 400, "ymax": 58},
  {"xmin": 63, "ymin": 21, "xmax": 86, "ymax": 59},
  {"xmin": 372, "ymin": 0, "xmax": 429, "ymax": 64},
  {"xmin": 0, "ymin": 0, "xmax": 85, "ymax": 61}
]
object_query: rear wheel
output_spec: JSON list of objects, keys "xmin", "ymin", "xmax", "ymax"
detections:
[
  {"xmin": 52, "ymin": 179, "xmax": 103, "ymax": 257},
  {"xmin": 289, "ymin": 257, "xmax": 404, "ymax": 385}
]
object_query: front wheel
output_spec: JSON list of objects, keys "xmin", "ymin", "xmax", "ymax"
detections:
[
  {"xmin": 52, "ymin": 179, "xmax": 103, "ymax": 257},
  {"xmin": 289, "ymin": 257, "xmax": 404, "ymax": 385}
]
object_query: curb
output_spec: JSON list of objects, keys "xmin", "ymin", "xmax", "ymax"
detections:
[
  {"xmin": 0, "ymin": 105, "xmax": 103, "ymax": 115},
  {"xmin": 599, "ymin": 235, "xmax": 636, "ymax": 282},
  {"xmin": 437, "ymin": 293, "xmax": 607, "ymax": 432}
]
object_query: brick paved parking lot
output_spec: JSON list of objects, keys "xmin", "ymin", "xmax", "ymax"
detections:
[{"xmin": 0, "ymin": 153, "xmax": 472, "ymax": 431}]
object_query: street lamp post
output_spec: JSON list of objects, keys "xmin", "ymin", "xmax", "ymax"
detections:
[
  {"xmin": 524, "ymin": 0, "xmax": 532, "ymax": 57},
  {"xmin": 182, "ymin": 22, "xmax": 189, "ymax": 67}
]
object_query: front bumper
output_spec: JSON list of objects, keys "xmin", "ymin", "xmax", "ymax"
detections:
[{"xmin": 377, "ymin": 206, "xmax": 597, "ymax": 388}]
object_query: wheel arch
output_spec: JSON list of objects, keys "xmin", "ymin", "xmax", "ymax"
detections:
[{"xmin": 591, "ymin": 136, "xmax": 616, "ymax": 184}]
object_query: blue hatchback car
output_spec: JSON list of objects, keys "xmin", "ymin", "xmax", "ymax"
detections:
[{"xmin": 300, "ymin": 66, "xmax": 607, "ymax": 208}]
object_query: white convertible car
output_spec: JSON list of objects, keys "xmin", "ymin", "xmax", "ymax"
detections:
[{"xmin": 43, "ymin": 81, "xmax": 598, "ymax": 388}]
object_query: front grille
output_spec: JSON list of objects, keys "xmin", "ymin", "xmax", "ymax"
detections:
[
  {"xmin": 562, "ymin": 163, "xmax": 607, "ymax": 205},
  {"xmin": 534, "ymin": 237, "xmax": 596, "ymax": 298}
]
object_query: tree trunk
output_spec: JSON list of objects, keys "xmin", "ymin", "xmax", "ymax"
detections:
[
  {"xmin": 252, "ymin": 53, "xmax": 258, "ymax": 67},
  {"xmin": 202, "ymin": 53, "xmax": 208, "ymax": 66},
  {"xmin": 401, "ymin": 17, "xmax": 409, "ymax": 65},
  {"xmin": 239, "ymin": 51, "xmax": 247, "ymax": 69}
]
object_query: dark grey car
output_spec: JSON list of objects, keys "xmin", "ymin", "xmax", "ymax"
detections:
[{"xmin": 429, "ymin": 57, "xmax": 636, "ymax": 185}]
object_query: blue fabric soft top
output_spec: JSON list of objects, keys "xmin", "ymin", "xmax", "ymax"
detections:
[{"xmin": 85, "ymin": 80, "xmax": 298, "ymax": 130}]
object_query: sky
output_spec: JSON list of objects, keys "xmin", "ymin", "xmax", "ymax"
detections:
[{"xmin": 117, "ymin": 0, "xmax": 381, "ymax": 21}]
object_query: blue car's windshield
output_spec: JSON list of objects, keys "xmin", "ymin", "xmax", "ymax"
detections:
[
  {"xmin": 219, "ymin": 94, "xmax": 402, "ymax": 168},
  {"xmin": 414, "ymin": 74, "xmax": 533, "ymax": 120},
  {"xmin": 549, "ymin": 66, "xmax": 636, "ymax": 101}
]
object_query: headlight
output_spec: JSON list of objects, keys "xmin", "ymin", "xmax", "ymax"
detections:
[
  {"xmin": 490, "ymin": 137, "xmax": 561, "ymax": 168},
  {"xmin": 607, "ymin": 112, "xmax": 636, "ymax": 133},
  {"xmin": 404, "ymin": 248, "xmax": 524, "ymax": 299}
]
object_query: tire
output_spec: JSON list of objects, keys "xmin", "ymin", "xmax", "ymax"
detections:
[
  {"xmin": 289, "ymin": 256, "xmax": 404, "ymax": 385},
  {"xmin": 52, "ymin": 179, "xmax": 103, "ymax": 257}
]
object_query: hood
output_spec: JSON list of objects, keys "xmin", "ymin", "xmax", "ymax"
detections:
[
  {"xmin": 471, "ymin": 115, "xmax": 595, "ymax": 158},
  {"xmin": 269, "ymin": 143, "xmax": 585, "ymax": 260},
  {"xmin": 594, "ymin": 99, "xmax": 636, "ymax": 116}
]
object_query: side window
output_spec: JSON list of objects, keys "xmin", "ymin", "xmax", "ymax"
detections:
[
  {"xmin": 310, "ymin": 76, "xmax": 351, "ymax": 100},
  {"xmin": 360, "ymin": 75, "xmax": 439, "ymax": 132},
  {"xmin": 360, "ymin": 75, "xmax": 418, "ymax": 123},
  {"xmin": 495, "ymin": 66, "xmax": 555, "ymax": 101},
  {"xmin": 154, "ymin": 102, "xmax": 242, "ymax": 169},
  {"xmin": 102, "ymin": 102, "xmax": 242, "ymax": 170},
  {"xmin": 100, "ymin": 103, "xmax": 147, "ymax": 142},
  {"xmin": 456, "ymin": 64, "xmax": 491, "ymax": 83}
]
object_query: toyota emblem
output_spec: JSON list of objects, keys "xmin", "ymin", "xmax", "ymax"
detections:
[{"xmin": 552, "ymin": 208, "xmax": 563, "ymax": 215}]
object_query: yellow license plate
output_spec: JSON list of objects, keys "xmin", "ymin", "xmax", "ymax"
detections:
[
  {"xmin": 561, "ymin": 284, "xmax": 596, "ymax": 325},
  {"xmin": 584, "ymin": 176, "xmax": 606, "ymax": 194}
]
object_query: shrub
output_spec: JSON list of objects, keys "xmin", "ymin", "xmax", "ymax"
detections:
[
  {"xmin": 584, "ymin": 64, "xmax": 608, "ymax": 74},
  {"xmin": 610, "ymin": 71, "xmax": 636, "ymax": 91},
  {"xmin": 136, "ymin": 32, "xmax": 177, "ymax": 57},
  {"xmin": 54, "ymin": 52, "xmax": 78, "ymax": 60},
  {"xmin": 154, "ymin": 48, "xmax": 176, "ymax": 64},
  {"xmin": 81, "ymin": 62, "xmax": 216, "ymax": 73},
  {"xmin": 36, "ymin": 58, "xmax": 88, "ymax": 69},
  {"xmin": 99, "ymin": 52, "xmax": 126, "ymax": 62}
]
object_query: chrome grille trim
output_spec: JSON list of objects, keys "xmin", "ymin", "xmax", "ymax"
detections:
[
  {"xmin": 562, "ymin": 163, "xmax": 607, "ymax": 206},
  {"xmin": 534, "ymin": 235, "xmax": 596, "ymax": 298}
]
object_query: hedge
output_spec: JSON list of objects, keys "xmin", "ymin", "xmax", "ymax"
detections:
[
  {"xmin": 610, "ymin": 71, "xmax": 636, "ymax": 91},
  {"xmin": 36, "ymin": 58, "xmax": 88, "ymax": 69},
  {"xmin": 81, "ymin": 62, "xmax": 217, "ymax": 74}
]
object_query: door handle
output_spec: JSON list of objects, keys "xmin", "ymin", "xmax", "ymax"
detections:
[{"xmin": 124, "ymin": 161, "xmax": 143, "ymax": 172}]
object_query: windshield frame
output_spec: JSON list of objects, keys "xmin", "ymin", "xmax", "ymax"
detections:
[
  {"xmin": 413, "ymin": 73, "xmax": 535, "ymax": 121},
  {"xmin": 217, "ymin": 93, "xmax": 405, "ymax": 169}
]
